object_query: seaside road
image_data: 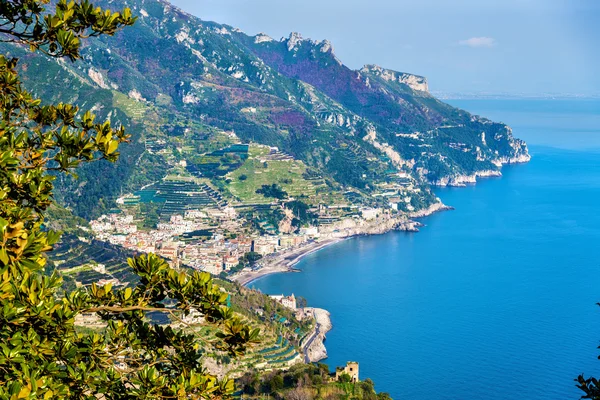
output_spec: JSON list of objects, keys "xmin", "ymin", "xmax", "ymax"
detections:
[{"xmin": 302, "ymin": 310, "xmax": 321, "ymax": 363}]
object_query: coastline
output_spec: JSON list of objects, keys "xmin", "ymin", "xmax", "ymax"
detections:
[
  {"xmin": 301, "ymin": 308, "xmax": 332, "ymax": 363},
  {"xmin": 431, "ymin": 153, "xmax": 531, "ymax": 187},
  {"xmin": 228, "ymin": 200, "xmax": 454, "ymax": 370},
  {"xmin": 232, "ymin": 238, "xmax": 347, "ymax": 286},
  {"xmin": 229, "ymin": 160, "xmax": 528, "ymax": 369},
  {"xmin": 231, "ymin": 201, "xmax": 453, "ymax": 287}
]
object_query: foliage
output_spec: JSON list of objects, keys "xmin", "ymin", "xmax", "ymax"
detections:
[
  {"xmin": 242, "ymin": 207, "xmax": 285, "ymax": 235},
  {"xmin": 139, "ymin": 202, "xmax": 160, "ymax": 229},
  {"xmin": 578, "ymin": 375, "xmax": 600, "ymax": 400},
  {"xmin": 286, "ymin": 200, "xmax": 317, "ymax": 227},
  {"xmin": 256, "ymin": 184, "xmax": 288, "ymax": 200},
  {"xmin": 296, "ymin": 295, "xmax": 308, "ymax": 309},
  {"xmin": 45, "ymin": 204, "xmax": 90, "ymax": 235},
  {"xmin": 241, "ymin": 251, "xmax": 263, "ymax": 266},
  {"xmin": 0, "ymin": 0, "xmax": 135, "ymax": 60},
  {"xmin": 216, "ymin": 279, "xmax": 311, "ymax": 342},
  {"xmin": 0, "ymin": 1, "xmax": 259, "ymax": 398},
  {"xmin": 236, "ymin": 364, "xmax": 391, "ymax": 399}
]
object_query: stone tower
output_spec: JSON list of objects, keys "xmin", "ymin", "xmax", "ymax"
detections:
[{"xmin": 335, "ymin": 361, "xmax": 359, "ymax": 382}]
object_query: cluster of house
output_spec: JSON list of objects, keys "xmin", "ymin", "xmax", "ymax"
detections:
[
  {"xmin": 177, "ymin": 237, "xmax": 253, "ymax": 275},
  {"xmin": 372, "ymin": 172, "xmax": 421, "ymax": 212},
  {"xmin": 88, "ymin": 174, "xmax": 426, "ymax": 279},
  {"xmin": 253, "ymin": 235, "xmax": 310, "ymax": 256},
  {"xmin": 90, "ymin": 212, "xmax": 321, "ymax": 275},
  {"xmin": 91, "ymin": 214, "xmax": 176, "ymax": 253}
]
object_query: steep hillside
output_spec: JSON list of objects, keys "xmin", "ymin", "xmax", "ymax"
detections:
[
  {"xmin": 235, "ymin": 32, "xmax": 529, "ymax": 180},
  {"xmin": 0, "ymin": 0, "xmax": 529, "ymax": 219}
]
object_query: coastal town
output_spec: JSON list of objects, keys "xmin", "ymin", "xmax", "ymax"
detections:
[
  {"xmin": 81, "ymin": 141, "xmax": 449, "ymax": 287},
  {"xmin": 87, "ymin": 173, "xmax": 441, "ymax": 287},
  {"xmin": 1, "ymin": 0, "xmax": 563, "ymax": 397}
]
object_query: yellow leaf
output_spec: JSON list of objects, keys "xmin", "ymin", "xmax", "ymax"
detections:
[
  {"xmin": 107, "ymin": 140, "xmax": 118, "ymax": 155},
  {"xmin": 18, "ymin": 386, "xmax": 30, "ymax": 398}
]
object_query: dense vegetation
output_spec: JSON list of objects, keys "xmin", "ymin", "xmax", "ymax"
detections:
[
  {"xmin": 286, "ymin": 200, "xmax": 317, "ymax": 227},
  {"xmin": 0, "ymin": 2, "xmax": 258, "ymax": 398},
  {"xmin": 256, "ymin": 184, "xmax": 289, "ymax": 200},
  {"xmin": 237, "ymin": 364, "xmax": 392, "ymax": 400}
]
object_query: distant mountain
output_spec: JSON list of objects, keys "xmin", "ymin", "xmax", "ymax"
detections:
[
  {"xmin": 432, "ymin": 91, "xmax": 600, "ymax": 100},
  {"xmin": 0, "ymin": 0, "xmax": 529, "ymax": 218}
]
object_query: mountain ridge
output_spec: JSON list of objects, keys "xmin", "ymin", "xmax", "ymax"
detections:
[{"xmin": 0, "ymin": 0, "xmax": 529, "ymax": 219}]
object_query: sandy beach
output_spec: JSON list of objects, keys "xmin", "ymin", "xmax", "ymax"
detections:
[{"xmin": 231, "ymin": 238, "xmax": 346, "ymax": 286}]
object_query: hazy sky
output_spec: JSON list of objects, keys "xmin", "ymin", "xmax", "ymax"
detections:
[{"xmin": 169, "ymin": 0, "xmax": 600, "ymax": 95}]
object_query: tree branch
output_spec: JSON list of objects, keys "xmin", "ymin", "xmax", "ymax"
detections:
[{"xmin": 84, "ymin": 305, "xmax": 172, "ymax": 313}]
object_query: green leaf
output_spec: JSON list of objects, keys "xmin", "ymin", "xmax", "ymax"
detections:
[{"xmin": 0, "ymin": 248, "xmax": 8, "ymax": 264}]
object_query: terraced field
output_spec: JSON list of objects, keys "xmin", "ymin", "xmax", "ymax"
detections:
[
  {"xmin": 186, "ymin": 144, "xmax": 250, "ymax": 178},
  {"xmin": 227, "ymin": 145, "xmax": 326, "ymax": 204},
  {"xmin": 227, "ymin": 334, "xmax": 302, "ymax": 373},
  {"xmin": 112, "ymin": 91, "xmax": 148, "ymax": 120},
  {"xmin": 51, "ymin": 237, "xmax": 308, "ymax": 374},
  {"xmin": 51, "ymin": 235, "xmax": 137, "ymax": 287},
  {"xmin": 129, "ymin": 178, "xmax": 223, "ymax": 219}
]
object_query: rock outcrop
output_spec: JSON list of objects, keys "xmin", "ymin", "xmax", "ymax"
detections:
[
  {"xmin": 361, "ymin": 64, "xmax": 429, "ymax": 93},
  {"xmin": 304, "ymin": 308, "xmax": 332, "ymax": 363}
]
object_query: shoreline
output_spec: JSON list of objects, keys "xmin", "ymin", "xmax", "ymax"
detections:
[
  {"xmin": 229, "ymin": 201, "xmax": 454, "ymax": 369},
  {"xmin": 231, "ymin": 201, "xmax": 453, "ymax": 287},
  {"xmin": 301, "ymin": 308, "xmax": 332, "ymax": 363},
  {"xmin": 232, "ymin": 238, "xmax": 347, "ymax": 286}
]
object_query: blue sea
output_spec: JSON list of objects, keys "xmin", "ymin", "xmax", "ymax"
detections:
[{"xmin": 250, "ymin": 99, "xmax": 600, "ymax": 399}]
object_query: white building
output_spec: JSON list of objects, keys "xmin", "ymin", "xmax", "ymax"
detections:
[
  {"xmin": 270, "ymin": 294, "xmax": 297, "ymax": 311},
  {"xmin": 202, "ymin": 257, "xmax": 224, "ymax": 275},
  {"xmin": 185, "ymin": 209, "xmax": 207, "ymax": 219},
  {"xmin": 253, "ymin": 236, "xmax": 280, "ymax": 256},
  {"xmin": 360, "ymin": 208, "xmax": 380, "ymax": 221},
  {"xmin": 254, "ymin": 242, "xmax": 275, "ymax": 256},
  {"xmin": 223, "ymin": 255, "xmax": 239, "ymax": 271},
  {"xmin": 299, "ymin": 226, "xmax": 319, "ymax": 237}
]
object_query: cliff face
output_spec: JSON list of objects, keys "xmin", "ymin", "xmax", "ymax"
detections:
[
  {"xmin": 360, "ymin": 64, "xmax": 429, "ymax": 93},
  {"xmin": 0, "ymin": 0, "xmax": 530, "ymax": 217}
]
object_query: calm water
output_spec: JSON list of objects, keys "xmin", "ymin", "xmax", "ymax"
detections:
[{"xmin": 251, "ymin": 99, "xmax": 600, "ymax": 399}]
